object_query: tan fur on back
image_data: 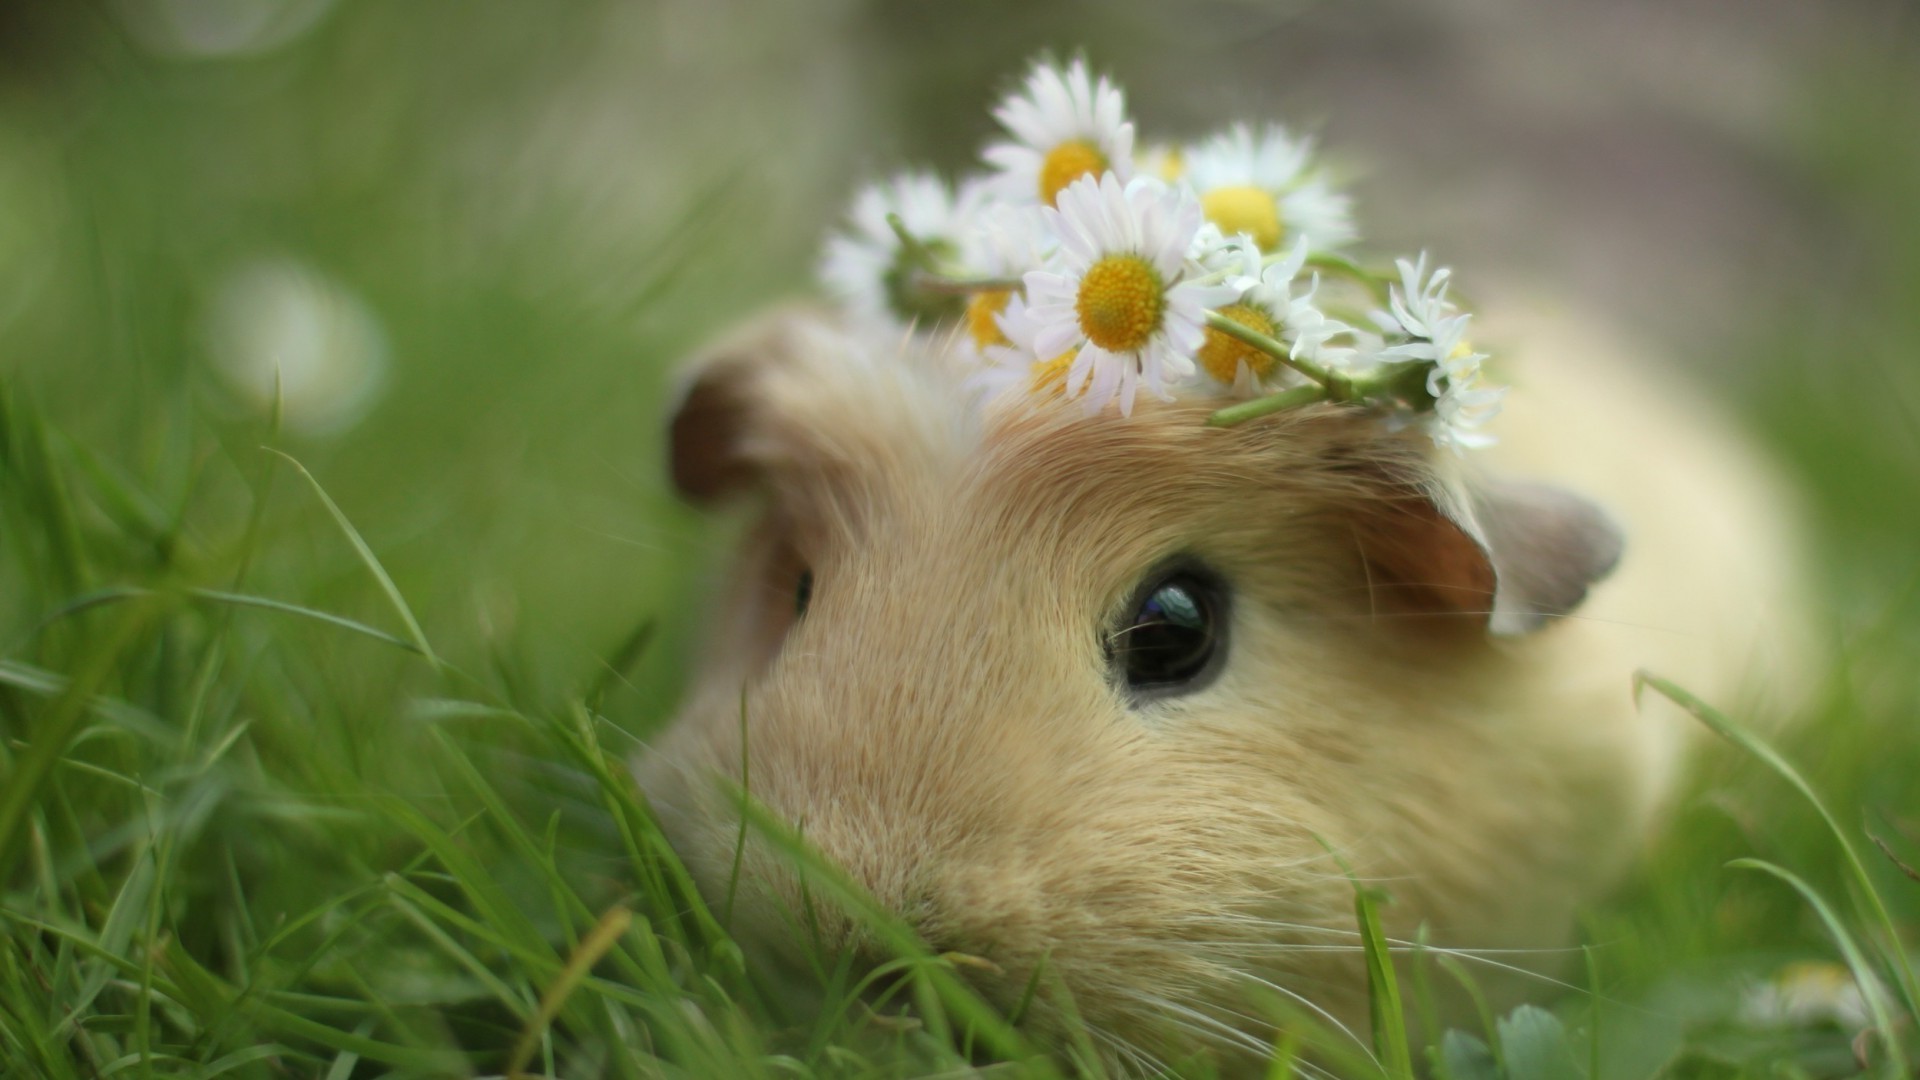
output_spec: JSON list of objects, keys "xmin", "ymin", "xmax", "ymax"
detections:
[{"xmin": 637, "ymin": 305, "xmax": 1807, "ymax": 1066}]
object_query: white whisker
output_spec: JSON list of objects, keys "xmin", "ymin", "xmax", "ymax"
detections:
[
  {"xmin": 1170, "ymin": 909, "xmax": 1648, "ymax": 1015},
  {"xmin": 1226, "ymin": 968, "xmax": 1379, "ymax": 1067},
  {"xmin": 1086, "ymin": 1021, "xmax": 1175, "ymax": 1080},
  {"xmin": 1121, "ymin": 986, "xmax": 1278, "ymax": 1059}
]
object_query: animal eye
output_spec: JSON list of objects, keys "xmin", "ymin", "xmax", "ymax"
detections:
[
  {"xmin": 795, "ymin": 568, "xmax": 813, "ymax": 618},
  {"xmin": 1110, "ymin": 567, "xmax": 1227, "ymax": 697}
]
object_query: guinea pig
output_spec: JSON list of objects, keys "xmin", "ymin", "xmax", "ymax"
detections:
[{"xmin": 634, "ymin": 298, "xmax": 1807, "ymax": 1065}]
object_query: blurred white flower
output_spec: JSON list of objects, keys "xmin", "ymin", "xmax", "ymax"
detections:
[
  {"xmin": 973, "ymin": 292, "xmax": 1065, "ymax": 403},
  {"xmin": 819, "ymin": 171, "xmax": 974, "ymax": 328},
  {"xmin": 957, "ymin": 195, "xmax": 1056, "ymax": 355},
  {"xmin": 1024, "ymin": 174, "xmax": 1238, "ymax": 416},
  {"xmin": 1368, "ymin": 254, "xmax": 1504, "ymax": 450},
  {"xmin": 1183, "ymin": 122, "xmax": 1355, "ymax": 254},
  {"xmin": 1374, "ymin": 255, "xmax": 1469, "ymax": 363},
  {"xmin": 984, "ymin": 59, "xmax": 1135, "ymax": 207},
  {"xmin": 1188, "ymin": 220, "xmax": 1255, "ymax": 278},
  {"xmin": 206, "ymin": 257, "xmax": 388, "ymax": 436},
  {"xmin": 1425, "ymin": 370, "xmax": 1506, "ymax": 452},
  {"xmin": 961, "ymin": 186, "xmax": 1055, "ymax": 278},
  {"xmin": 1738, "ymin": 962, "xmax": 1872, "ymax": 1031}
]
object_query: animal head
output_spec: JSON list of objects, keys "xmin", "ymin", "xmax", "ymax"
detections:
[{"xmin": 638, "ymin": 307, "xmax": 1628, "ymax": 1062}]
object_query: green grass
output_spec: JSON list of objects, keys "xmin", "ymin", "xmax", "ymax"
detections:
[
  {"xmin": 4, "ymin": 386, "xmax": 1916, "ymax": 1077},
  {"xmin": 4, "ymin": 7, "xmax": 1920, "ymax": 1078}
]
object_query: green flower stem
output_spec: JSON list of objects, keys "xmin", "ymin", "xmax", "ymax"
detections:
[
  {"xmin": 885, "ymin": 212, "xmax": 935, "ymax": 263},
  {"xmin": 912, "ymin": 273, "xmax": 1025, "ymax": 295},
  {"xmin": 1203, "ymin": 310, "xmax": 1336, "ymax": 387},
  {"xmin": 1206, "ymin": 383, "xmax": 1329, "ymax": 427},
  {"xmin": 1305, "ymin": 251, "xmax": 1392, "ymax": 299},
  {"xmin": 1206, "ymin": 357, "xmax": 1438, "ymax": 429},
  {"xmin": 1303, "ymin": 250, "xmax": 1367, "ymax": 277},
  {"xmin": 1347, "ymin": 359, "xmax": 1439, "ymax": 410}
]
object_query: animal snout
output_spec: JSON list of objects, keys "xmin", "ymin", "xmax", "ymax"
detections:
[
  {"xmin": 737, "ymin": 809, "xmax": 977, "ymax": 954},
  {"xmin": 712, "ymin": 780, "xmax": 1035, "ymax": 997}
]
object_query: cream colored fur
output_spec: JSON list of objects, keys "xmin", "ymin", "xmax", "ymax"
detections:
[{"xmin": 636, "ymin": 303, "xmax": 1808, "ymax": 1068}]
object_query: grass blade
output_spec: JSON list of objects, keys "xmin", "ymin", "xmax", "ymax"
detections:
[
  {"xmin": 505, "ymin": 905, "xmax": 633, "ymax": 1078},
  {"xmin": 36, "ymin": 584, "xmax": 424, "ymax": 655},
  {"xmin": 1354, "ymin": 879, "xmax": 1413, "ymax": 1077},
  {"xmin": 1637, "ymin": 671, "xmax": 1920, "ymax": 1023},
  {"xmin": 1728, "ymin": 858, "xmax": 1909, "ymax": 1077},
  {"xmin": 0, "ymin": 657, "xmax": 168, "ymax": 741},
  {"xmin": 1315, "ymin": 836, "xmax": 1406, "ymax": 1077},
  {"xmin": 161, "ymin": 938, "xmax": 468, "ymax": 1072},
  {"xmin": 0, "ymin": 600, "xmax": 159, "ymax": 883},
  {"xmin": 584, "ymin": 618, "xmax": 655, "ymax": 708},
  {"xmin": 188, "ymin": 588, "xmax": 422, "ymax": 653},
  {"xmin": 265, "ymin": 448, "xmax": 439, "ymax": 669}
]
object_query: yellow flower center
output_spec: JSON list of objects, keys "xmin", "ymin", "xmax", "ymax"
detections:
[
  {"xmin": 1200, "ymin": 185, "xmax": 1284, "ymax": 251},
  {"xmin": 1030, "ymin": 350, "xmax": 1076, "ymax": 394},
  {"xmin": 965, "ymin": 290, "xmax": 1013, "ymax": 349},
  {"xmin": 1039, "ymin": 139, "xmax": 1108, "ymax": 204},
  {"xmin": 1155, "ymin": 146, "xmax": 1184, "ymax": 181},
  {"xmin": 1448, "ymin": 339, "xmax": 1474, "ymax": 361},
  {"xmin": 1075, "ymin": 255, "xmax": 1165, "ymax": 353},
  {"xmin": 1196, "ymin": 303, "xmax": 1279, "ymax": 384}
]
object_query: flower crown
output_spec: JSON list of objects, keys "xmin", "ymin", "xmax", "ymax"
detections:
[{"xmin": 818, "ymin": 58, "xmax": 1506, "ymax": 451}]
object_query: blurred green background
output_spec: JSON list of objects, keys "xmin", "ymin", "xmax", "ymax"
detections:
[{"xmin": 2, "ymin": 0, "xmax": 1918, "ymax": 1075}]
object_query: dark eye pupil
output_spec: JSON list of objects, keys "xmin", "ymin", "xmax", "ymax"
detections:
[
  {"xmin": 795, "ymin": 569, "xmax": 813, "ymax": 617},
  {"xmin": 1113, "ymin": 572, "xmax": 1221, "ymax": 693}
]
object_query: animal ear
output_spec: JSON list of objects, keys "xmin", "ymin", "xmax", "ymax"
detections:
[
  {"xmin": 1353, "ymin": 473, "xmax": 1624, "ymax": 635},
  {"xmin": 666, "ymin": 307, "xmax": 836, "ymax": 504},
  {"xmin": 1467, "ymin": 477, "xmax": 1626, "ymax": 634}
]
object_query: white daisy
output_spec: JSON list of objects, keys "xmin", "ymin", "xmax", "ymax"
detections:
[
  {"xmin": 1023, "ymin": 173, "xmax": 1240, "ymax": 416},
  {"xmin": 957, "ymin": 176, "xmax": 1051, "ymax": 274},
  {"xmin": 1182, "ymin": 122, "xmax": 1356, "ymax": 254},
  {"xmin": 1371, "ymin": 253, "xmax": 1483, "ymax": 384},
  {"xmin": 819, "ymin": 170, "xmax": 975, "ymax": 327},
  {"xmin": 1189, "ymin": 220, "xmax": 1256, "ymax": 278},
  {"xmin": 1195, "ymin": 238, "xmax": 1354, "ymax": 395},
  {"xmin": 973, "ymin": 292, "xmax": 1079, "ymax": 404},
  {"xmin": 1739, "ymin": 963, "xmax": 1873, "ymax": 1031},
  {"xmin": 1420, "ymin": 374, "xmax": 1505, "ymax": 452},
  {"xmin": 983, "ymin": 58, "xmax": 1135, "ymax": 207},
  {"xmin": 956, "ymin": 193, "xmax": 1057, "ymax": 355},
  {"xmin": 1368, "ymin": 253, "xmax": 1506, "ymax": 450},
  {"xmin": 1372, "ymin": 255, "xmax": 1461, "ymax": 350}
]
